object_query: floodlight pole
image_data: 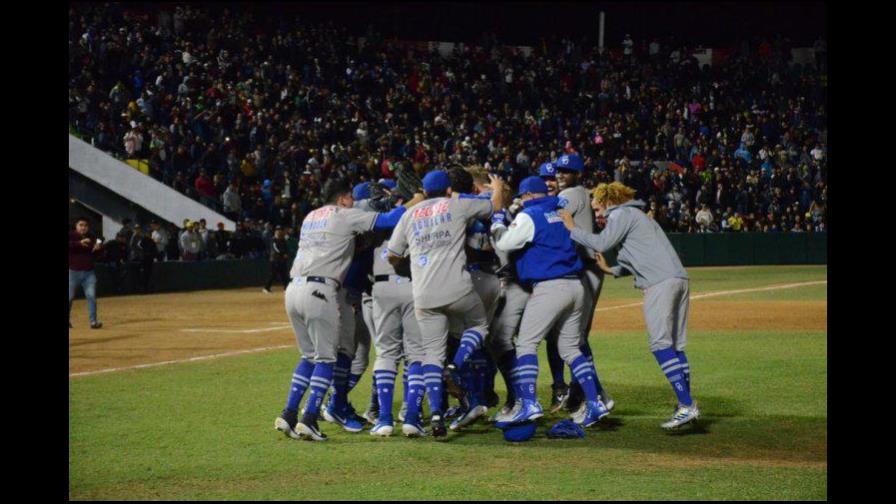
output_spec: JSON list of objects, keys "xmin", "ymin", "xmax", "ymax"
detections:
[{"xmin": 598, "ymin": 11, "xmax": 605, "ymax": 55}]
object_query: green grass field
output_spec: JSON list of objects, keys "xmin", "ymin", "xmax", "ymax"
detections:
[{"xmin": 69, "ymin": 266, "xmax": 827, "ymax": 500}]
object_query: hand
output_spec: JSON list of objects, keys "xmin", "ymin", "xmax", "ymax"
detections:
[
  {"xmin": 80, "ymin": 238, "xmax": 91, "ymax": 248},
  {"xmin": 558, "ymin": 209, "xmax": 574, "ymax": 231},
  {"xmin": 594, "ymin": 252, "xmax": 614, "ymax": 275}
]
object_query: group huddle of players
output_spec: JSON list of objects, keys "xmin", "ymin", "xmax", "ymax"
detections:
[{"xmin": 274, "ymin": 153, "xmax": 699, "ymax": 441}]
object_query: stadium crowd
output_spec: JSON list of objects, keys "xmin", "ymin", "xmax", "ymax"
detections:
[{"xmin": 69, "ymin": 3, "xmax": 828, "ymax": 263}]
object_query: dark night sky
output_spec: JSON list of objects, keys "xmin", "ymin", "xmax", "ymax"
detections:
[{"xmin": 236, "ymin": 2, "xmax": 826, "ymax": 47}]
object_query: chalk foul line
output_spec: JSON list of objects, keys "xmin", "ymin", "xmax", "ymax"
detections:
[
  {"xmin": 595, "ymin": 280, "xmax": 827, "ymax": 313},
  {"xmin": 70, "ymin": 279, "xmax": 826, "ymax": 379},
  {"xmin": 69, "ymin": 345, "xmax": 294, "ymax": 378}
]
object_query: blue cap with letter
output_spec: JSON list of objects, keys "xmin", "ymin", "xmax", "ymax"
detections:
[
  {"xmin": 378, "ymin": 178, "xmax": 397, "ymax": 190},
  {"xmin": 553, "ymin": 153, "xmax": 584, "ymax": 173},
  {"xmin": 422, "ymin": 170, "xmax": 451, "ymax": 193},
  {"xmin": 516, "ymin": 176, "xmax": 549, "ymax": 197},
  {"xmin": 538, "ymin": 162, "xmax": 556, "ymax": 178},
  {"xmin": 352, "ymin": 182, "xmax": 370, "ymax": 201}
]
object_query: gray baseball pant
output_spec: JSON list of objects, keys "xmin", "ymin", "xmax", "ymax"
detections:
[
  {"xmin": 415, "ymin": 290, "xmax": 488, "ymax": 368},
  {"xmin": 284, "ymin": 278, "xmax": 346, "ymax": 364},
  {"xmin": 643, "ymin": 277, "xmax": 689, "ymax": 352},
  {"xmin": 516, "ymin": 278, "xmax": 585, "ymax": 364},
  {"xmin": 372, "ymin": 277, "xmax": 424, "ymax": 373},
  {"xmin": 489, "ymin": 280, "xmax": 530, "ymax": 355},
  {"xmin": 448, "ymin": 270, "xmax": 501, "ymax": 337}
]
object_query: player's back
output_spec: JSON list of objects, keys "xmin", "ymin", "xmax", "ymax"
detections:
[
  {"xmin": 559, "ymin": 186, "xmax": 594, "ymax": 234},
  {"xmin": 291, "ymin": 205, "xmax": 376, "ymax": 283},
  {"xmin": 394, "ymin": 196, "xmax": 492, "ymax": 309}
]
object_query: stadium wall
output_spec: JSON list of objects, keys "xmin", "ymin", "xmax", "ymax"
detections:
[{"xmin": 83, "ymin": 233, "xmax": 825, "ymax": 297}]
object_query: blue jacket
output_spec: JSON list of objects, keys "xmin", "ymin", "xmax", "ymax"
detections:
[{"xmin": 514, "ymin": 196, "xmax": 582, "ymax": 285}]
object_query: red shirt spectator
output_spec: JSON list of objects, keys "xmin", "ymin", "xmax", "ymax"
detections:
[
  {"xmin": 69, "ymin": 230, "xmax": 99, "ymax": 271},
  {"xmin": 691, "ymin": 152, "xmax": 706, "ymax": 172},
  {"xmin": 194, "ymin": 171, "xmax": 217, "ymax": 199}
]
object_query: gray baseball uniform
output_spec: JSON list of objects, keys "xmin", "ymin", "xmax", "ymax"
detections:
[
  {"xmin": 559, "ymin": 185, "xmax": 604, "ymax": 344},
  {"xmin": 387, "ymin": 196, "xmax": 493, "ymax": 367},
  {"xmin": 568, "ymin": 199, "xmax": 689, "ymax": 352},
  {"xmin": 372, "ymin": 239, "xmax": 424, "ymax": 373},
  {"xmin": 488, "ymin": 214, "xmax": 530, "ymax": 355},
  {"xmin": 286, "ymin": 205, "xmax": 377, "ymax": 364}
]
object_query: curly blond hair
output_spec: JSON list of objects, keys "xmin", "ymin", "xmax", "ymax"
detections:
[{"xmin": 592, "ymin": 182, "xmax": 637, "ymax": 208}]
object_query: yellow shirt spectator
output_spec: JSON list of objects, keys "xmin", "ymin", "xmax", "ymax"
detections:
[{"xmin": 727, "ymin": 213, "xmax": 744, "ymax": 232}]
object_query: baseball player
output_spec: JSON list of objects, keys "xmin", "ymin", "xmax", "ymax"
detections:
[
  {"xmin": 560, "ymin": 181, "xmax": 699, "ymax": 430},
  {"xmin": 321, "ymin": 186, "xmax": 379, "ymax": 430},
  {"xmin": 492, "ymin": 176, "xmax": 610, "ymax": 428},
  {"xmin": 386, "ymin": 170, "xmax": 507, "ymax": 438},
  {"xmin": 537, "ymin": 160, "xmax": 574, "ymax": 411},
  {"xmin": 486, "ymin": 195, "xmax": 530, "ymax": 421},
  {"xmin": 274, "ymin": 178, "xmax": 422, "ymax": 441},
  {"xmin": 552, "ymin": 153, "xmax": 613, "ymax": 417},
  {"xmin": 444, "ymin": 166, "xmax": 503, "ymax": 430}
]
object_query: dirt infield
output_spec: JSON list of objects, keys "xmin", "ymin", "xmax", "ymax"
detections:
[{"xmin": 68, "ymin": 283, "xmax": 827, "ymax": 376}]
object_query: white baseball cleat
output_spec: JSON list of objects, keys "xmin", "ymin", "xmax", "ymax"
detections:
[
  {"xmin": 296, "ymin": 420, "xmax": 328, "ymax": 441},
  {"xmin": 274, "ymin": 416, "xmax": 301, "ymax": 440},
  {"xmin": 599, "ymin": 391, "xmax": 615, "ymax": 412},
  {"xmin": 492, "ymin": 400, "xmax": 521, "ymax": 423},
  {"xmin": 369, "ymin": 422, "xmax": 394, "ymax": 437},
  {"xmin": 661, "ymin": 403, "xmax": 700, "ymax": 430},
  {"xmin": 449, "ymin": 405, "xmax": 488, "ymax": 430},
  {"xmin": 401, "ymin": 422, "xmax": 428, "ymax": 438}
]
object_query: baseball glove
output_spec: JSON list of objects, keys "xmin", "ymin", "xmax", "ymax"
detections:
[
  {"xmin": 394, "ymin": 163, "xmax": 424, "ymax": 200},
  {"xmin": 367, "ymin": 182, "xmax": 395, "ymax": 212}
]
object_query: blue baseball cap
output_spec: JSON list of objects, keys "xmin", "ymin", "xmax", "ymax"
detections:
[
  {"xmin": 422, "ymin": 170, "xmax": 450, "ymax": 193},
  {"xmin": 516, "ymin": 176, "xmax": 549, "ymax": 197},
  {"xmin": 500, "ymin": 420, "xmax": 537, "ymax": 442},
  {"xmin": 378, "ymin": 178, "xmax": 397, "ymax": 190},
  {"xmin": 538, "ymin": 162, "xmax": 556, "ymax": 178},
  {"xmin": 553, "ymin": 154, "xmax": 584, "ymax": 173},
  {"xmin": 352, "ymin": 182, "xmax": 370, "ymax": 201}
]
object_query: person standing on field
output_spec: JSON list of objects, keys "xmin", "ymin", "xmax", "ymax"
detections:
[
  {"xmin": 559, "ymin": 182, "xmax": 699, "ymax": 430},
  {"xmin": 263, "ymin": 226, "xmax": 290, "ymax": 293},
  {"xmin": 69, "ymin": 217, "xmax": 103, "ymax": 329}
]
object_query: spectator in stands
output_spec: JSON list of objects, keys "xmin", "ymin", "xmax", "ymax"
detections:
[
  {"xmin": 262, "ymin": 226, "xmax": 290, "ymax": 294},
  {"xmin": 150, "ymin": 220, "xmax": 169, "ymax": 261},
  {"xmin": 727, "ymin": 211, "xmax": 744, "ymax": 232},
  {"xmin": 194, "ymin": 170, "xmax": 217, "ymax": 208},
  {"xmin": 133, "ymin": 227, "xmax": 158, "ymax": 292},
  {"xmin": 68, "ymin": 3, "xmax": 827, "ymax": 238},
  {"xmin": 69, "ymin": 217, "xmax": 103, "ymax": 329},
  {"xmin": 221, "ymin": 181, "xmax": 242, "ymax": 222},
  {"xmin": 197, "ymin": 219, "xmax": 210, "ymax": 257},
  {"xmin": 101, "ymin": 230, "xmax": 130, "ymax": 293},
  {"xmin": 179, "ymin": 221, "xmax": 203, "ymax": 261},
  {"xmin": 213, "ymin": 222, "xmax": 234, "ymax": 260},
  {"xmin": 695, "ymin": 204, "xmax": 714, "ymax": 232}
]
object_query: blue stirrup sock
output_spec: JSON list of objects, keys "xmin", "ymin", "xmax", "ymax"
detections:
[
  {"xmin": 405, "ymin": 362, "xmax": 425, "ymax": 425},
  {"xmin": 422, "ymin": 364, "xmax": 444, "ymax": 416},
  {"xmin": 283, "ymin": 358, "xmax": 315, "ymax": 415},
  {"xmin": 452, "ymin": 330, "xmax": 484, "ymax": 369},
  {"xmin": 330, "ymin": 353, "xmax": 352, "ymax": 411},
  {"xmin": 496, "ymin": 349, "xmax": 517, "ymax": 403},
  {"xmin": 304, "ymin": 362, "xmax": 334, "ymax": 418},
  {"xmin": 569, "ymin": 354, "xmax": 599, "ymax": 402},
  {"xmin": 546, "ymin": 334, "xmax": 567, "ymax": 387},
  {"xmin": 373, "ymin": 369, "xmax": 397, "ymax": 424},
  {"xmin": 653, "ymin": 348, "xmax": 693, "ymax": 406},
  {"xmin": 676, "ymin": 350, "xmax": 691, "ymax": 393},
  {"xmin": 511, "ymin": 353, "xmax": 539, "ymax": 402}
]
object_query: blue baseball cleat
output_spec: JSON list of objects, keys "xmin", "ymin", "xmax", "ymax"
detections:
[
  {"xmin": 498, "ymin": 399, "xmax": 543, "ymax": 426},
  {"xmin": 574, "ymin": 400, "xmax": 610, "ymax": 428},
  {"xmin": 324, "ymin": 404, "xmax": 364, "ymax": 433}
]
